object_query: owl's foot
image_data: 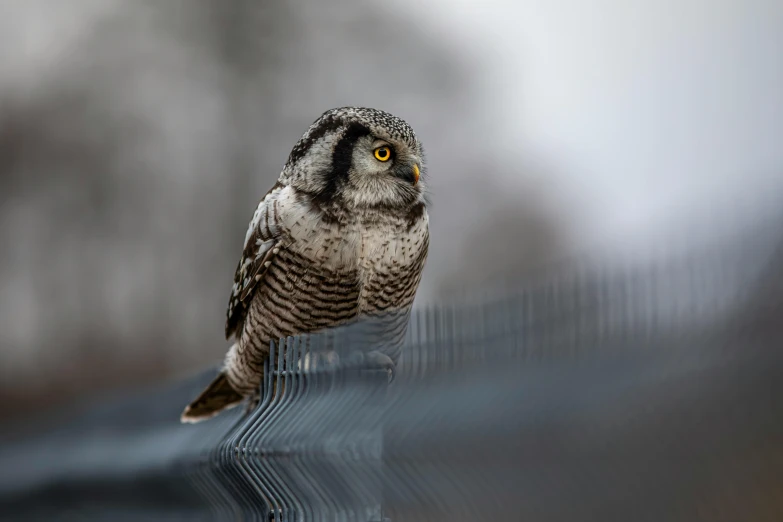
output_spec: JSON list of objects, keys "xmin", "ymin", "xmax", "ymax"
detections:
[
  {"xmin": 347, "ymin": 350, "xmax": 396, "ymax": 383},
  {"xmin": 244, "ymin": 390, "xmax": 261, "ymax": 416},
  {"xmin": 298, "ymin": 349, "xmax": 395, "ymax": 382},
  {"xmin": 298, "ymin": 350, "xmax": 340, "ymax": 373}
]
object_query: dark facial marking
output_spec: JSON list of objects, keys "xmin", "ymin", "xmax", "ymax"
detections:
[
  {"xmin": 287, "ymin": 113, "xmax": 343, "ymax": 165},
  {"xmin": 288, "ymin": 108, "xmax": 418, "ymax": 168},
  {"xmin": 313, "ymin": 121, "xmax": 370, "ymax": 205}
]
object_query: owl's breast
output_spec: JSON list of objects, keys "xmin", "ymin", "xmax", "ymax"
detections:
[
  {"xmin": 359, "ymin": 210, "xmax": 428, "ymax": 269},
  {"xmin": 356, "ymin": 214, "xmax": 429, "ymax": 313},
  {"xmin": 283, "ymin": 202, "xmax": 428, "ymax": 314},
  {"xmin": 285, "ymin": 211, "xmax": 362, "ymax": 271}
]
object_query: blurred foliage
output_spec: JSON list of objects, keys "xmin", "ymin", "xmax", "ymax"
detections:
[{"xmin": 0, "ymin": 0, "xmax": 563, "ymax": 419}]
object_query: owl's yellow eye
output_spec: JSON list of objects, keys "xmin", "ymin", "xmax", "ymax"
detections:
[{"xmin": 373, "ymin": 146, "xmax": 392, "ymax": 162}]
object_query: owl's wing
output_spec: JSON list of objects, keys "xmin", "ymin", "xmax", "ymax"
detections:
[{"xmin": 224, "ymin": 183, "xmax": 287, "ymax": 340}]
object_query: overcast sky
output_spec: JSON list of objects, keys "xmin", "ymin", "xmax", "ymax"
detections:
[{"xmin": 398, "ymin": 0, "xmax": 783, "ymax": 256}]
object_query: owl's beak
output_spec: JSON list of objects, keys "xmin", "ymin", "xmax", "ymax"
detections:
[{"xmin": 412, "ymin": 164, "xmax": 420, "ymax": 185}]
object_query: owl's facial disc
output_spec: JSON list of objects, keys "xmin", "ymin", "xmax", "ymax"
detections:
[
  {"xmin": 368, "ymin": 141, "xmax": 419, "ymax": 185},
  {"xmin": 282, "ymin": 107, "xmax": 425, "ymax": 211},
  {"xmin": 355, "ymin": 137, "xmax": 420, "ymax": 183},
  {"xmin": 339, "ymin": 135, "xmax": 423, "ymax": 208}
]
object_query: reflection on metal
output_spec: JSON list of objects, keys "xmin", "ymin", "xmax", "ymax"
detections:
[{"xmin": 1, "ymin": 213, "xmax": 782, "ymax": 521}]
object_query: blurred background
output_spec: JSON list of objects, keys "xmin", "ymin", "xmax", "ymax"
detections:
[{"xmin": 1, "ymin": 0, "xmax": 781, "ymax": 421}]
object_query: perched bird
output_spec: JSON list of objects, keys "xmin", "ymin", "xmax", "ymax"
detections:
[{"xmin": 181, "ymin": 107, "xmax": 429, "ymax": 423}]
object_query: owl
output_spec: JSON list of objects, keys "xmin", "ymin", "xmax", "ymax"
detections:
[{"xmin": 181, "ymin": 107, "xmax": 429, "ymax": 423}]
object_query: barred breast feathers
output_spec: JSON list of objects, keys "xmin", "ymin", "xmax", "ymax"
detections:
[
  {"xmin": 227, "ymin": 180, "xmax": 429, "ymax": 337},
  {"xmin": 225, "ymin": 184, "xmax": 359, "ymax": 340}
]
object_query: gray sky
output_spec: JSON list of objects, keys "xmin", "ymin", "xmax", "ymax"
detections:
[{"xmin": 399, "ymin": 0, "xmax": 783, "ymax": 256}]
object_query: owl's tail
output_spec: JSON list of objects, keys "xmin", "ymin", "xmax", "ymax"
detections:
[{"xmin": 180, "ymin": 371, "xmax": 244, "ymax": 423}]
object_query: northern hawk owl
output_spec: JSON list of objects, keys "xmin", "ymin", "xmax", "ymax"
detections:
[{"xmin": 181, "ymin": 107, "xmax": 429, "ymax": 423}]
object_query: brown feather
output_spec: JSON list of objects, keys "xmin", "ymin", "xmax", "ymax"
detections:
[{"xmin": 180, "ymin": 372, "xmax": 244, "ymax": 423}]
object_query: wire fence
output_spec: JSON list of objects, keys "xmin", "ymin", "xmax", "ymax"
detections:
[{"xmin": 1, "ymin": 209, "xmax": 782, "ymax": 521}]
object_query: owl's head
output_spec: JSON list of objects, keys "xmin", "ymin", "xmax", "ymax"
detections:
[{"xmin": 282, "ymin": 107, "xmax": 426, "ymax": 212}]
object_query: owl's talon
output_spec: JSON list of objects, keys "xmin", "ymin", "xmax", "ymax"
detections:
[
  {"xmin": 299, "ymin": 350, "xmax": 340, "ymax": 372},
  {"xmin": 244, "ymin": 391, "xmax": 260, "ymax": 415},
  {"xmin": 349, "ymin": 350, "xmax": 395, "ymax": 383}
]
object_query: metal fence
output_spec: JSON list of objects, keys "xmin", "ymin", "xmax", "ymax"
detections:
[{"xmin": 2, "ymin": 210, "xmax": 783, "ymax": 521}]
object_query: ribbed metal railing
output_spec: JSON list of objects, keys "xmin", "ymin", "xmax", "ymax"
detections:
[{"xmin": 1, "ymin": 211, "xmax": 782, "ymax": 521}]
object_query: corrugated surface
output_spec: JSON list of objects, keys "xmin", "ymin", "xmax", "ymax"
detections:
[{"xmin": 1, "ymin": 212, "xmax": 782, "ymax": 521}]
